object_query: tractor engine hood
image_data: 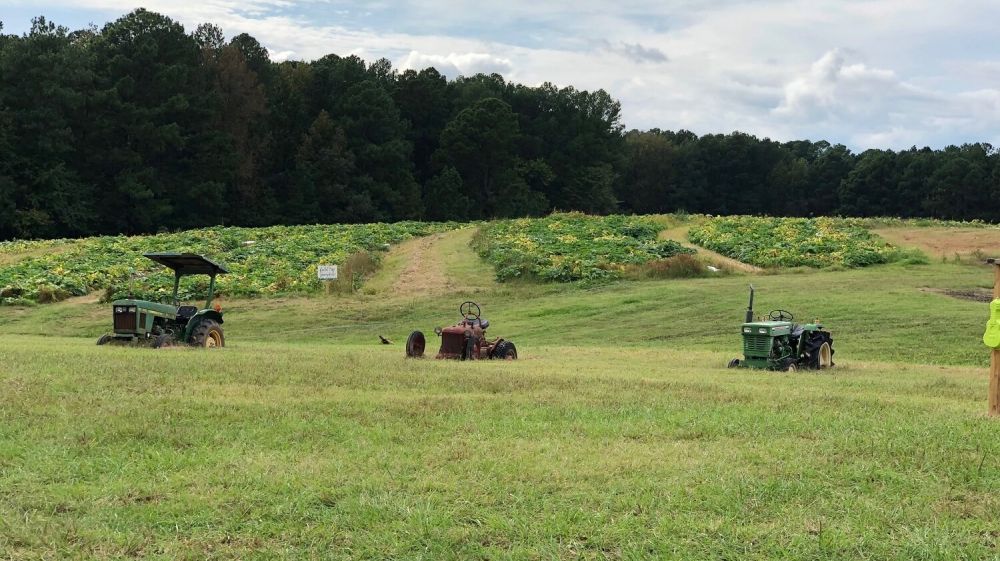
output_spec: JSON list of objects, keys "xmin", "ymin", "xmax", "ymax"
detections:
[
  {"xmin": 742, "ymin": 320, "xmax": 823, "ymax": 337},
  {"xmin": 742, "ymin": 320, "xmax": 794, "ymax": 336},
  {"xmin": 111, "ymin": 299, "xmax": 178, "ymax": 316}
]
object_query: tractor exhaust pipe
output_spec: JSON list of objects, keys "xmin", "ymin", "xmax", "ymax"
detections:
[{"xmin": 745, "ymin": 284, "xmax": 755, "ymax": 323}]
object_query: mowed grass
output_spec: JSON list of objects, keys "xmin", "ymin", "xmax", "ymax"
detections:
[
  {"xmin": 3, "ymin": 227, "xmax": 1000, "ymax": 559},
  {"xmin": 1, "ymin": 337, "xmax": 999, "ymax": 560}
]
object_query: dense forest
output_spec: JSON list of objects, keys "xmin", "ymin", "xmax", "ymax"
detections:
[{"xmin": 1, "ymin": 9, "xmax": 998, "ymax": 241}]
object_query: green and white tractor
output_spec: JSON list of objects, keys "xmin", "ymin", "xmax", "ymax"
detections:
[
  {"xmin": 96, "ymin": 253, "xmax": 228, "ymax": 348},
  {"xmin": 727, "ymin": 285, "xmax": 834, "ymax": 372}
]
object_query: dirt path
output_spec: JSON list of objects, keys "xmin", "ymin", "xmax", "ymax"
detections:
[
  {"xmin": 63, "ymin": 292, "xmax": 102, "ymax": 305},
  {"xmin": 367, "ymin": 228, "xmax": 497, "ymax": 297},
  {"xmin": 658, "ymin": 226, "xmax": 762, "ymax": 273}
]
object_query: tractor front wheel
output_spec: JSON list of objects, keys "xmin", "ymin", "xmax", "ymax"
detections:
[
  {"xmin": 727, "ymin": 358, "xmax": 740, "ymax": 368},
  {"xmin": 189, "ymin": 320, "xmax": 225, "ymax": 348},
  {"xmin": 153, "ymin": 333, "xmax": 176, "ymax": 349},
  {"xmin": 406, "ymin": 331, "xmax": 426, "ymax": 358},
  {"xmin": 96, "ymin": 334, "xmax": 111, "ymax": 346}
]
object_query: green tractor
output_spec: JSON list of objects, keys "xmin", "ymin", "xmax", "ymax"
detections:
[
  {"xmin": 728, "ymin": 285, "xmax": 834, "ymax": 372},
  {"xmin": 96, "ymin": 253, "xmax": 228, "ymax": 348}
]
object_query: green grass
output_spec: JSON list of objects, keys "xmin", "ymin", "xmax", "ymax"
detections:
[
  {"xmin": 1, "ymin": 338, "xmax": 998, "ymax": 559},
  {"xmin": 2, "ymin": 227, "xmax": 1000, "ymax": 559}
]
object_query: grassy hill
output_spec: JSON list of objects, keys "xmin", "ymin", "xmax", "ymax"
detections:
[{"xmin": 2, "ymin": 218, "xmax": 1000, "ymax": 558}]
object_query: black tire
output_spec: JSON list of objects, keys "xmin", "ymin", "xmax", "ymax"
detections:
[
  {"xmin": 492, "ymin": 341, "xmax": 517, "ymax": 360},
  {"xmin": 96, "ymin": 334, "xmax": 112, "ymax": 346},
  {"xmin": 406, "ymin": 331, "xmax": 426, "ymax": 358},
  {"xmin": 461, "ymin": 336, "xmax": 476, "ymax": 361},
  {"xmin": 152, "ymin": 333, "xmax": 174, "ymax": 349},
  {"xmin": 189, "ymin": 319, "xmax": 225, "ymax": 348},
  {"xmin": 727, "ymin": 358, "xmax": 740, "ymax": 369},
  {"xmin": 803, "ymin": 331, "xmax": 835, "ymax": 369}
]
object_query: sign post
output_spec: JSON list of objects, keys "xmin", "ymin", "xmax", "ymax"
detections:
[
  {"xmin": 984, "ymin": 259, "xmax": 1000, "ymax": 416},
  {"xmin": 317, "ymin": 265, "xmax": 338, "ymax": 296}
]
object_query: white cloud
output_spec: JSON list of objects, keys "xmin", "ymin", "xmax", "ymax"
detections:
[
  {"xmin": 770, "ymin": 48, "xmax": 1000, "ymax": 148},
  {"xmin": 267, "ymin": 49, "xmax": 296, "ymax": 62},
  {"xmin": 398, "ymin": 51, "xmax": 513, "ymax": 78},
  {"xmin": 774, "ymin": 49, "xmax": 922, "ymax": 119}
]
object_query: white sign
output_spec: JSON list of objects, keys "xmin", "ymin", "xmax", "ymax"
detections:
[{"xmin": 317, "ymin": 265, "xmax": 338, "ymax": 280}]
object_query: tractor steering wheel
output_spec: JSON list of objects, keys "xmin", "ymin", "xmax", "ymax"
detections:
[
  {"xmin": 768, "ymin": 309, "xmax": 794, "ymax": 322},
  {"xmin": 460, "ymin": 301, "xmax": 481, "ymax": 322}
]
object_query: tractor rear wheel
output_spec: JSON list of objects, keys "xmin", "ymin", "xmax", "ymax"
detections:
[
  {"xmin": 189, "ymin": 320, "xmax": 225, "ymax": 348},
  {"xmin": 492, "ymin": 341, "xmax": 517, "ymax": 360},
  {"xmin": 817, "ymin": 342, "xmax": 833, "ymax": 369},
  {"xmin": 803, "ymin": 332, "xmax": 835, "ymax": 369},
  {"xmin": 406, "ymin": 331, "xmax": 426, "ymax": 358}
]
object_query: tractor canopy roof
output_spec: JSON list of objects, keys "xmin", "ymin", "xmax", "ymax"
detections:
[{"xmin": 144, "ymin": 252, "xmax": 228, "ymax": 276}]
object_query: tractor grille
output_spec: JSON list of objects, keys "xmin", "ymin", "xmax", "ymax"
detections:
[
  {"xmin": 439, "ymin": 332, "xmax": 465, "ymax": 355},
  {"xmin": 743, "ymin": 334, "xmax": 771, "ymax": 356},
  {"xmin": 113, "ymin": 307, "xmax": 136, "ymax": 331}
]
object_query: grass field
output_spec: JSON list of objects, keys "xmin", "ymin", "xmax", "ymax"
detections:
[{"xmin": 2, "ymin": 223, "xmax": 1000, "ymax": 559}]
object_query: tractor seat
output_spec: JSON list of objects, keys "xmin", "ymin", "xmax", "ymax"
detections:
[
  {"xmin": 177, "ymin": 305, "xmax": 198, "ymax": 319},
  {"xmin": 468, "ymin": 318, "xmax": 490, "ymax": 330},
  {"xmin": 791, "ymin": 324, "xmax": 803, "ymax": 337}
]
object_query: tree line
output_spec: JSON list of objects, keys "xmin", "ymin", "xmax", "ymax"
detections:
[{"xmin": 1, "ymin": 9, "xmax": 997, "ymax": 241}]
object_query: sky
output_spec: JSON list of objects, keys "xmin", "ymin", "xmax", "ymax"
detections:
[{"xmin": 2, "ymin": 0, "xmax": 999, "ymax": 151}]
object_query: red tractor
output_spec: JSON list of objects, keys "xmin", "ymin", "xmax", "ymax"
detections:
[{"xmin": 406, "ymin": 301, "xmax": 518, "ymax": 360}]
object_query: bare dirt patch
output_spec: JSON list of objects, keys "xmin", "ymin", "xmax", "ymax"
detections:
[
  {"xmin": 65, "ymin": 292, "xmax": 102, "ymax": 305},
  {"xmin": 875, "ymin": 227, "xmax": 1000, "ymax": 259},
  {"xmin": 921, "ymin": 287, "xmax": 992, "ymax": 303}
]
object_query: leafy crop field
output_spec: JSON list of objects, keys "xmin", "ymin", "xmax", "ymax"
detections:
[
  {"xmin": 688, "ymin": 216, "xmax": 910, "ymax": 268},
  {"xmin": 474, "ymin": 212, "xmax": 693, "ymax": 282},
  {"xmin": 0, "ymin": 222, "xmax": 453, "ymax": 305},
  {"xmin": 2, "ymin": 214, "xmax": 976, "ymax": 308}
]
